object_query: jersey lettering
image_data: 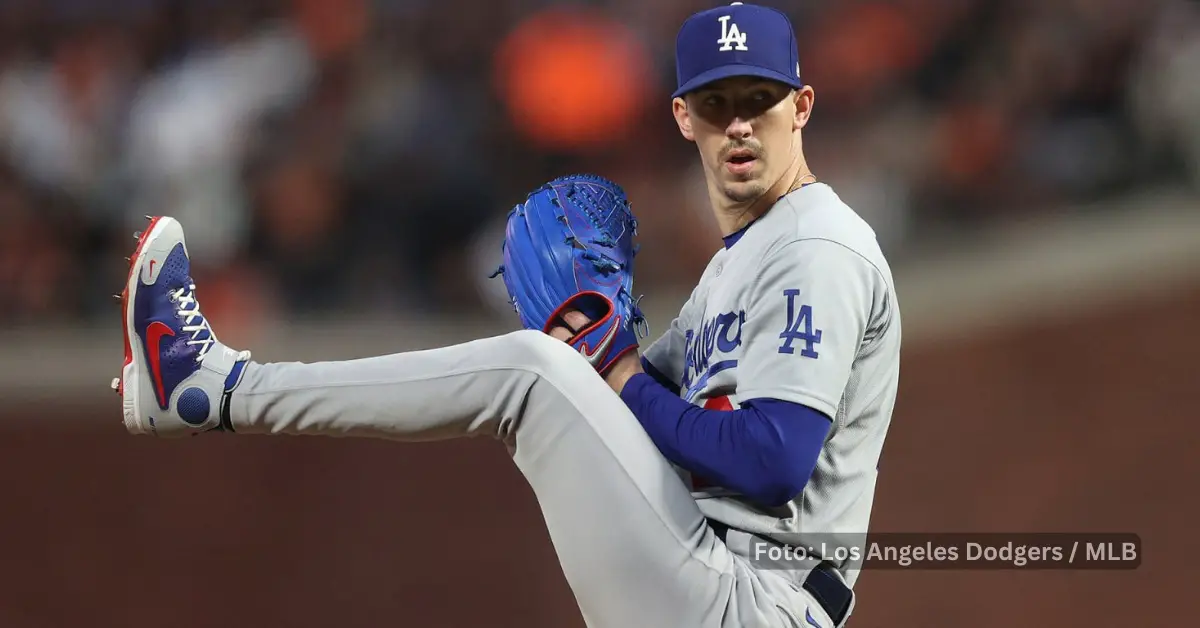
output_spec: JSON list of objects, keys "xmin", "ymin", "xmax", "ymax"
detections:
[
  {"xmin": 681, "ymin": 310, "xmax": 745, "ymax": 395},
  {"xmin": 778, "ymin": 289, "xmax": 822, "ymax": 358}
]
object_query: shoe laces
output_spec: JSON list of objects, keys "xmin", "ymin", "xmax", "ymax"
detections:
[{"xmin": 169, "ymin": 283, "xmax": 215, "ymax": 361}]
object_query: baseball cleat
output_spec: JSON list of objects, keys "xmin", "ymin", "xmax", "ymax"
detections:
[{"xmin": 115, "ymin": 216, "xmax": 250, "ymax": 437}]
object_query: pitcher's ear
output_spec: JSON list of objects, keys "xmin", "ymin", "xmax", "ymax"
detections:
[
  {"xmin": 673, "ymin": 97, "xmax": 695, "ymax": 142},
  {"xmin": 794, "ymin": 85, "xmax": 815, "ymax": 131}
]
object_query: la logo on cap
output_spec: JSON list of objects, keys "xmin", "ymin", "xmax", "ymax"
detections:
[{"xmin": 717, "ymin": 2, "xmax": 748, "ymax": 51}]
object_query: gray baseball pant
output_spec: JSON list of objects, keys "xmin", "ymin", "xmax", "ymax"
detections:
[{"xmin": 227, "ymin": 330, "xmax": 833, "ymax": 628}]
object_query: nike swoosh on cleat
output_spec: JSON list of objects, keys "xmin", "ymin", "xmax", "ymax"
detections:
[
  {"xmin": 146, "ymin": 321, "xmax": 175, "ymax": 409},
  {"xmin": 578, "ymin": 317, "xmax": 620, "ymax": 369}
]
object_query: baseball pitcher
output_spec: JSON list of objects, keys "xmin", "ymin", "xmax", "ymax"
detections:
[{"xmin": 112, "ymin": 3, "xmax": 900, "ymax": 627}]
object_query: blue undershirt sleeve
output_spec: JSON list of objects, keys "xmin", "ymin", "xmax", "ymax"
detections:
[{"xmin": 619, "ymin": 372, "xmax": 832, "ymax": 507}]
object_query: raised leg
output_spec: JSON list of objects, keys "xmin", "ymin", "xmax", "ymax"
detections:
[
  {"xmin": 229, "ymin": 331, "xmax": 806, "ymax": 627},
  {"xmin": 116, "ymin": 217, "xmax": 818, "ymax": 628}
]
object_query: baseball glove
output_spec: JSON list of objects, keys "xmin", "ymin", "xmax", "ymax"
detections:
[{"xmin": 490, "ymin": 174, "xmax": 648, "ymax": 374}]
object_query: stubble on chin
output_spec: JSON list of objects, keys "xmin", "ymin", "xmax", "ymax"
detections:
[{"xmin": 722, "ymin": 180, "xmax": 766, "ymax": 203}]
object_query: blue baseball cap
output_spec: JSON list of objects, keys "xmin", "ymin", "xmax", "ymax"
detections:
[{"xmin": 672, "ymin": 2, "xmax": 802, "ymax": 99}]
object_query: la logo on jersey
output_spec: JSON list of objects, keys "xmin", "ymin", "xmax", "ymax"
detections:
[
  {"xmin": 717, "ymin": 14, "xmax": 748, "ymax": 51},
  {"xmin": 779, "ymin": 289, "xmax": 822, "ymax": 358}
]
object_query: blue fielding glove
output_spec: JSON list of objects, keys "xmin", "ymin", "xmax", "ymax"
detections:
[{"xmin": 490, "ymin": 174, "xmax": 649, "ymax": 374}]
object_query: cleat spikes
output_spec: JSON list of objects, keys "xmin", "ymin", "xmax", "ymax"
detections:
[
  {"xmin": 111, "ymin": 293, "xmax": 122, "ymax": 302},
  {"xmin": 133, "ymin": 231, "xmax": 142, "ymax": 240},
  {"xmin": 145, "ymin": 215, "xmax": 153, "ymax": 221}
]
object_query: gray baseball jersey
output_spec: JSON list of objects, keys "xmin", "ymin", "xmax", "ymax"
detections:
[{"xmin": 643, "ymin": 182, "xmax": 902, "ymax": 588}]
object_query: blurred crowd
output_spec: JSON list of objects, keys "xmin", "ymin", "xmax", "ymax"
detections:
[{"xmin": 0, "ymin": 0, "xmax": 1197, "ymax": 329}]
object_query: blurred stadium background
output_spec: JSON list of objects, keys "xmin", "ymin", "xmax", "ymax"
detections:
[{"xmin": 0, "ymin": 0, "xmax": 1197, "ymax": 625}]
